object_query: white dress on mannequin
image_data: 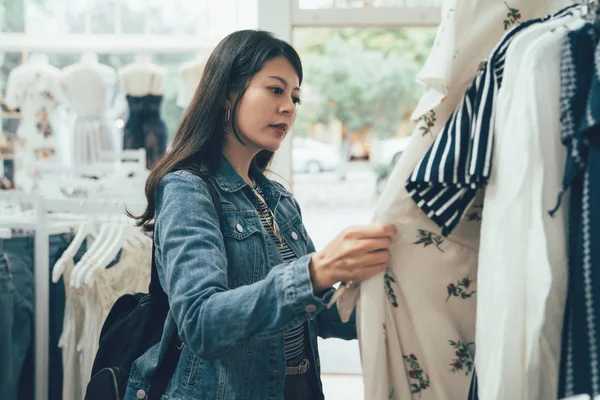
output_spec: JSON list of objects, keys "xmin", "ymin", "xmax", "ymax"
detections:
[
  {"xmin": 61, "ymin": 51, "xmax": 118, "ymax": 166},
  {"xmin": 4, "ymin": 53, "xmax": 65, "ymax": 154},
  {"xmin": 4, "ymin": 53, "xmax": 66, "ymax": 190},
  {"xmin": 176, "ymin": 56, "xmax": 206, "ymax": 108}
]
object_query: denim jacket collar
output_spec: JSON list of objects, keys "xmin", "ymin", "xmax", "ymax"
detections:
[{"xmin": 212, "ymin": 154, "xmax": 292, "ymax": 199}]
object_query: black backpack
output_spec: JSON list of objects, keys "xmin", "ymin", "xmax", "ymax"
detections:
[{"xmin": 85, "ymin": 174, "xmax": 223, "ymax": 400}]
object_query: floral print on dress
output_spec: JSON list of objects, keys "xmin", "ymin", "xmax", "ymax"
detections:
[
  {"xmin": 384, "ymin": 270, "xmax": 399, "ymax": 308},
  {"xmin": 446, "ymin": 278, "xmax": 476, "ymax": 301},
  {"xmin": 503, "ymin": 2, "xmax": 522, "ymax": 30},
  {"xmin": 449, "ymin": 340, "xmax": 474, "ymax": 375},
  {"xmin": 414, "ymin": 230, "xmax": 445, "ymax": 253},
  {"xmin": 419, "ymin": 110, "xmax": 437, "ymax": 137},
  {"xmin": 403, "ymin": 354, "xmax": 431, "ymax": 394}
]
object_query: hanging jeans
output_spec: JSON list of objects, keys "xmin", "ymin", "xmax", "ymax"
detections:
[
  {"xmin": 1, "ymin": 233, "xmax": 86, "ymax": 400},
  {"xmin": 0, "ymin": 253, "xmax": 15, "ymax": 399}
]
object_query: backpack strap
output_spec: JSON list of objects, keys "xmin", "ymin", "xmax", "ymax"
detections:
[{"xmin": 148, "ymin": 174, "xmax": 223, "ymax": 399}]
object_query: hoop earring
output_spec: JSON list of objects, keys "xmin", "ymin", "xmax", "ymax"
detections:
[{"xmin": 225, "ymin": 109, "xmax": 231, "ymax": 122}]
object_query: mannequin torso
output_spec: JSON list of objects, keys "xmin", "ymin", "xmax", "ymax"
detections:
[
  {"xmin": 62, "ymin": 52, "xmax": 117, "ymax": 117},
  {"xmin": 177, "ymin": 56, "xmax": 206, "ymax": 108},
  {"xmin": 118, "ymin": 54, "xmax": 166, "ymax": 97},
  {"xmin": 4, "ymin": 53, "xmax": 65, "ymax": 150}
]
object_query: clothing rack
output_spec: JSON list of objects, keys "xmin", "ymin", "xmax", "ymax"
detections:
[
  {"xmin": 31, "ymin": 148, "xmax": 148, "ymax": 178},
  {"xmin": 0, "ymin": 192, "xmax": 146, "ymax": 400}
]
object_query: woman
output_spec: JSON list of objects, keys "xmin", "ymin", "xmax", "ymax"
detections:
[{"xmin": 125, "ymin": 30, "xmax": 396, "ymax": 400}]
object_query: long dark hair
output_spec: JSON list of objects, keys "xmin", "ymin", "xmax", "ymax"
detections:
[{"xmin": 131, "ymin": 30, "xmax": 303, "ymax": 232}]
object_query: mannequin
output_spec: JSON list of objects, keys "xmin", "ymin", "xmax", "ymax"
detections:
[
  {"xmin": 4, "ymin": 53, "xmax": 66, "ymax": 190},
  {"xmin": 176, "ymin": 54, "xmax": 207, "ymax": 108},
  {"xmin": 118, "ymin": 53, "xmax": 166, "ymax": 96},
  {"xmin": 118, "ymin": 54, "xmax": 167, "ymax": 168},
  {"xmin": 4, "ymin": 53, "xmax": 65, "ymax": 151},
  {"xmin": 61, "ymin": 51, "xmax": 118, "ymax": 166}
]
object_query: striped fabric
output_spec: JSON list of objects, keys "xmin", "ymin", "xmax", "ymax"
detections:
[
  {"xmin": 557, "ymin": 26, "xmax": 600, "ymax": 399},
  {"xmin": 405, "ymin": 7, "xmax": 575, "ymax": 237},
  {"xmin": 251, "ymin": 182, "xmax": 305, "ymax": 363},
  {"xmin": 468, "ymin": 368, "xmax": 479, "ymax": 400}
]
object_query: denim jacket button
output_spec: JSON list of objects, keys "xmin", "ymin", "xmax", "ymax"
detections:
[
  {"xmin": 136, "ymin": 389, "xmax": 146, "ymax": 399},
  {"xmin": 291, "ymin": 232, "xmax": 299, "ymax": 240},
  {"xmin": 236, "ymin": 223, "xmax": 244, "ymax": 233},
  {"xmin": 305, "ymin": 304, "xmax": 317, "ymax": 313}
]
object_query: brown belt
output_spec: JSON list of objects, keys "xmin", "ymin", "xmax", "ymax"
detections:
[{"xmin": 285, "ymin": 359, "xmax": 310, "ymax": 375}]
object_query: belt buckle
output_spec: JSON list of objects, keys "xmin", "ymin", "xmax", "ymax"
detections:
[{"xmin": 298, "ymin": 359, "xmax": 309, "ymax": 374}]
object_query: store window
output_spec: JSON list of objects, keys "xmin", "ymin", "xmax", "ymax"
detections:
[
  {"xmin": 0, "ymin": 0, "xmax": 259, "ymax": 145},
  {"xmin": 291, "ymin": 27, "xmax": 436, "ymax": 397},
  {"xmin": 298, "ymin": 0, "xmax": 441, "ymax": 8},
  {"xmin": 2, "ymin": 0, "xmax": 257, "ymax": 36},
  {"xmin": 1, "ymin": 0, "xmax": 25, "ymax": 33}
]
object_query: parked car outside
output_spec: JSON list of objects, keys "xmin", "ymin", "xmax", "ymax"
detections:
[
  {"xmin": 292, "ymin": 137, "xmax": 340, "ymax": 174},
  {"xmin": 370, "ymin": 136, "xmax": 412, "ymax": 166},
  {"xmin": 370, "ymin": 136, "xmax": 412, "ymax": 196}
]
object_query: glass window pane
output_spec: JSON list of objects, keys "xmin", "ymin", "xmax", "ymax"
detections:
[
  {"xmin": 25, "ymin": 0, "xmax": 62, "ymax": 34},
  {"xmin": 91, "ymin": 0, "xmax": 117, "ymax": 34},
  {"xmin": 147, "ymin": 1, "xmax": 207, "ymax": 35},
  {"xmin": 298, "ymin": 0, "xmax": 441, "ymax": 8},
  {"xmin": 207, "ymin": 0, "xmax": 239, "ymax": 39},
  {"xmin": 1, "ymin": 0, "xmax": 26, "ymax": 33},
  {"xmin": 64, "ymin": 0, "xmax": 86, "ymax": 34},
  {"xmin": 147, "ymin": 0, "xmax": 257, "ymax": 37},
  {"xmin": 298, "ymin": 0, "xmax": 363, "ymax": 9},
  {"xmin": 122, "ymin": 0, "xmax": 146, "ymax": 34},
  {"xmin": 1, "ymin": 52, "xmax": 24, "ymax": 99}
]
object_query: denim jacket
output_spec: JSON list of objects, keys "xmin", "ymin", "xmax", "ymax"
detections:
[{"xmin": 124, "ymin": 155, "xmax": 356, "ymax": 400}]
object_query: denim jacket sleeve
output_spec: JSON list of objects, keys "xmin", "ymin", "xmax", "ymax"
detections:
[
  {"xmin": 287, "ymin": 194, "xmax": 357, "ymax": 341},
  {"xmin": 155, "ymin": 172, "xmax": 336, "ymax": 359}
]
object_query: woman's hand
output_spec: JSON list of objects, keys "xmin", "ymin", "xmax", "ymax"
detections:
[{"xmin": 309, "ymin": 223, "xmax": 397, "ymax": 293}]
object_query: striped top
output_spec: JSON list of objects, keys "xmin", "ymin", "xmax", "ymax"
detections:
[
  {"xmin": 405, "ymin": 8, "xmax": 574, "ymax": 237},
  {"xmin": 557, "ymin": 25, "xmax": 600, "ymax": 398},
  {"xmin": 250, "ymin": 181, "xmax": 305, "ymax": 363}
]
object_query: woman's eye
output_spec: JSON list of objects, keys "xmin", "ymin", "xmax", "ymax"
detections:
[
  {"xmin": 293, "ymin": 97, "xmax": 302, "ymax": 105},
  {"xmin": 270, "ymin": 87, "xmax": 284, "ymax": 95}
]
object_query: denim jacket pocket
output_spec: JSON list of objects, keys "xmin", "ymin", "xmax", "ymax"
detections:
[
  {"xmin": 222, "ymin": 211, "xmax": 264, "ymax": 287},
  {"xmin": 280, "ymin": 217, "xmax": 309, "ymax": 258},
  {"xmin": 183, "ymin": 348, "xmax": 200, "ymax": 387}
]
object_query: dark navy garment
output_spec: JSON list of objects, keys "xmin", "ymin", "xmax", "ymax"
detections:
[
  {"xmin": 0, "ymin": 233, "xmax": 87, "ymax": 400},
  {"xmin": 558, "ymin": 25, "xmax": 600, "ymax": 399},
  {"xmin": 0, "ymin": 253, "xmax": 14, "ymax": 400},
  {"xmin": 122, "ymin": 94, "xmax": 167, "ymax": 169}
]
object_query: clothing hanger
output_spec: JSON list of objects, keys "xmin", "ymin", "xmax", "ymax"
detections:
[
  {"xmin": 52, "ymin": 221, "xmax": 97, "ymax": 283},
  {"xmin": 70, "ymin": 219, "xmax": 115, "ymax": 288},
  {"xmin": 82, "ymin": 224, "xmax": 150, "ymax": 287}
]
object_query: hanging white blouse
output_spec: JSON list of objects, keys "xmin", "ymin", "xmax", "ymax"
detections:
[
  {"xmin": 476, "ymin": 13, "xmax": 579, "ymax": 400},
  {"xmin": 333, "ymin": 1, "xmax": 567, "ymax": 399}
]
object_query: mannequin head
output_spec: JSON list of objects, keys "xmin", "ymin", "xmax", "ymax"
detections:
[{"xmin": 133, "ymin": 29, "xmax": 303, "ymax": 231}]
